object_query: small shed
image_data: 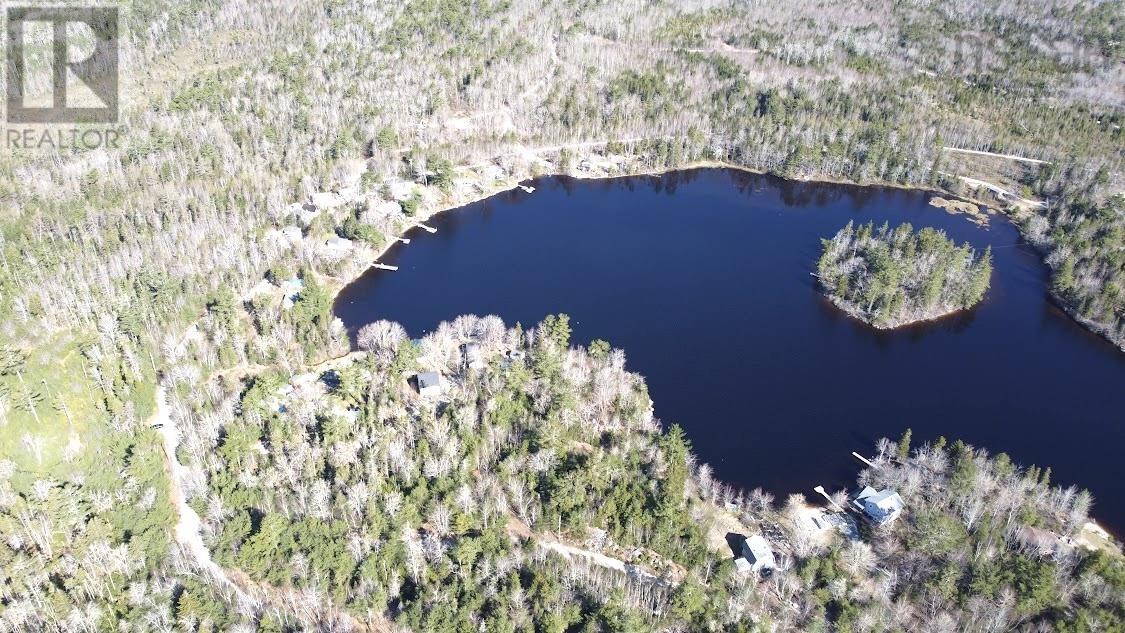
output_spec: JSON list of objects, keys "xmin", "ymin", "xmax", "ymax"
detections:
[
  {"xmin": 740, "ymin": 535, "xmax": 776, "ymax": 575},
  {"xmin": 417, "ymin": 372, "xmax": 444, "ymax": 398}
]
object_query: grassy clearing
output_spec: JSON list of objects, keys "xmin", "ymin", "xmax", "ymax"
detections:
[{"xmin": 0, "ymin": 334, "xmax": 128, "ymax": 484}]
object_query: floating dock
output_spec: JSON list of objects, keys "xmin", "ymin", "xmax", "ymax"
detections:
[
  {"xmin": 373, "ymin": 263, "xmax": 398, "ymax": 271},
  {"xmin": 418, "ymin": 224, "xmax": 437, "ymax": 233},
  {"xmin": 519, "ymin": 185, "xmax": 536, "ymax": 193}
]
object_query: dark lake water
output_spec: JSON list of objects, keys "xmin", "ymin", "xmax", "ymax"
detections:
[{"xmin": 335, "ymin": 168, "xmax": 1125, "ymax": 532}]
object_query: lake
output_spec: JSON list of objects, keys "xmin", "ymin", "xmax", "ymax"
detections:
[{"xmin": 335, "ymin": 168, "xmax": 1125, "ymax": 531}]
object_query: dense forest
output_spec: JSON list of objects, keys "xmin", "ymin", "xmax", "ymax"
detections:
[
  {"xmin": 56, "ymin": 308, "xmax": 1125, "ymax": 631},
  {"xmin": 0, "ymin": 0, "xmax": 1123, "ymax": 629},
  {"xmin": 817, "ymin": 221, "xmax": 993, "ymax": 327}
]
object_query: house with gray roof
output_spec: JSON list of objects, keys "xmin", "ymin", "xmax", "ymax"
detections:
[
  {"xmin": 416, "ymin": 372, "xmax": 444, "ymax": 398},
  {"xmin": 739, "ymin": 534, "xmax": 776, "ymax": 575},
  {"xmin": 853, "ymin": 486, "xmax": 905, "ymax": 526}
]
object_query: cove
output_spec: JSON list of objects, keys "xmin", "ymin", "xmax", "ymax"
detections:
[{"xmin": 334, "ymin": 168, "xmax": 1125, "ymax": 532}]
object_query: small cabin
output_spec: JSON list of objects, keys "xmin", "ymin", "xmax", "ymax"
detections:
[
  {"xmin": 416, "ymin": 372, "xmax": 444, "ymax": 398},
  {"xmin": 739, "ymin": 534, "xmax": 776, "ymax": 575},
  {"xmin": 853, "ymin": 486, "xmax": 905, "ymax": 526}
]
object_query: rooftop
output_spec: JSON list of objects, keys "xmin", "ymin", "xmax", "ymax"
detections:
[{"xmin": 417, "ymin": 372, "xmax": 441, "ymax": 390}]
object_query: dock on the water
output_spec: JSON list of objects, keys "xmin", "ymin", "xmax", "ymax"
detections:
[
  {"xmin": 397, "ymin": 237, "xmax": 411, "ymax": 244},
  {"xmin": 519, "ymin": 185, "xmax": 536, "ymax": 193},
  {"xmin": 418, "ymin": 224, "xmax": 437, "ymax": 233},
  {"xmin": 851, "ymin": 452, "xmax": 876, "ymax": 468},
  {"xmin": 373, "ymin": 263, "xmax": 398, "ymax": 271},
  {"xmin": 813, "ymin": 485, "xmax": 846, "ymax": 512}
]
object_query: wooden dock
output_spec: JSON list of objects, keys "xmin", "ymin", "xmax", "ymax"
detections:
[
  {"xmin": 373, "ymin": 263, "xmax": 398, "ymax": 271},
  {"xmin": 851, "ymin": 452, "xmax": 875, "ymax": 468},
  {"xmin": 813, "ymin": 485, "xmax": 846, "ymax": 512},
  {"xmin": 418, "ymin": 223, "xmax": 437, "ymax": 233},
  {"xmin": 398, "ymin": 237, "xmax": 411, "ymax": 244}
]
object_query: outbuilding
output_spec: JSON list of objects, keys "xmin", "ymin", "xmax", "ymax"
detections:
[{"xmin": 416, "ymin": 372, "xmax": 444, "ymax": 398}]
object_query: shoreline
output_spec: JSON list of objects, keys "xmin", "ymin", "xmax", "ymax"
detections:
[
  {"xmin": 820, "ymin": 293, "xmax": 977, "ymax": 331},
  {"xmin": 326, "ymin": 158, "xmax": 1122, "ymax": 353},
  {"xmin": 301, "ymin": 159, "xmax": 1122, "ymax": 544},
  {"xmin": 342, "ymin": 161, "xmax": 1000, "ymax": 299}
]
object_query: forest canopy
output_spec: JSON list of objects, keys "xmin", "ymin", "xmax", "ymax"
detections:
[{"xmin": 0, "ymin": 0, "xmax": 1122, "ymax": 629}]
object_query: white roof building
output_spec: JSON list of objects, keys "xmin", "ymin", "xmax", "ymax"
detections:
[
  {"xmin": 279, "ymin": 225, "xmax": 303, "ymax": 245},
  {"xmin": 464, "ymin": 343, "xmax": 486, "ymax": 371},
  {"xmin": 311, "ymin": 191, "xmax": 345, "ymax": 209},
  {"xmin": 853, "ymin": 486, "xmax": 905, "ymax": 526},
  {"xmin": 480, "ymin": 165, "xmax": 506, "ymax": 182},
  {"xmin": 389, "ymin": 180, "xmax": 417, "ymax": 202},
  {"xmin": 280, "ymin": 278, "xmax": 304, "ymax": 310},
  {"xmin": 320, "ymin": 236, "xmax": 354, "ymax": 263},
  {"xmin": 324, "ymin": 236, "xmax": 353, "ymax": 251},
  {"xmin": 363, "ymin": 199, "xmax": 403, "ymax": 221},
  {"xmin": 740, "ymin": 535, "xmax": 776, "ymax": 575},
  {"xmin": 417, "ymin": 372, "xmax": 444, "ymax": 398}
]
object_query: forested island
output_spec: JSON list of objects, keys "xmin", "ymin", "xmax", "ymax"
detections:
[{"xmin": 817, "ymin": 221, "xmax": 993, "ymax": 328}]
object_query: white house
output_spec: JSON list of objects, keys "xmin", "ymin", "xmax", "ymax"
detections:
[
  {"xmin": 464, "ymin": 343, "xmax": 486, "ymax": 371},
  {"xmin": 853, "ymin": 486, "xmax": 905, "ymax": 526},
  {"xmin": 278, "ymin": 225, "xmax": 303, "ymax": 246},
  {"xmin": 320, "ymin": 236, "xmax": 354, "ymax": 263},
  {"xmin": 416, "ymin": 372, "xmax": 444, "ymax": 398},
  {"xmin": 739, "ymin": 534, "xmax": 776, "ymax": 575},
  {"xmin": 280, "ymin": 277, "xmax": 304, "ymax": 310},
  {"xmin": 311, "ymin": 191, "xmax": 345, "ymax": 209},
  {"xmin": 324, "ymin": 236, "xmax": 353, "ymax": 252},
  {"xmin": 480, "ymin": 164, "xmax": 506, "ymax": 182}
]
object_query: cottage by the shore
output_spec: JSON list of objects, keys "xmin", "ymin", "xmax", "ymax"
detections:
[{"xmin": 853, "ymin": 486, "xmax": 905, "ymax": 526}]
